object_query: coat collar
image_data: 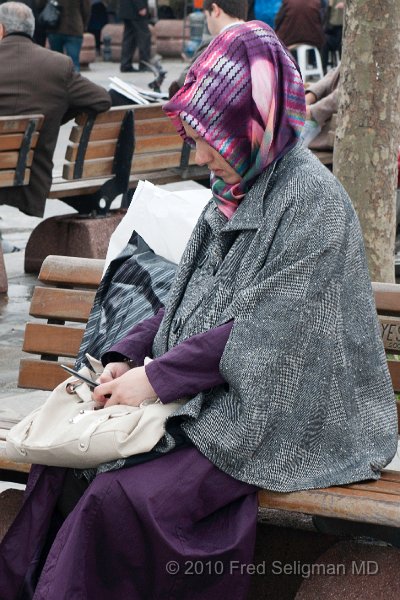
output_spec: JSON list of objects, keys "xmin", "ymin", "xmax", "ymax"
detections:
[
  {"xmin": 221, "ymin": 144, "xmax": 303, "ymax": 232},
  {"xmin": 1, "ymin": 32, "xmax": 33, "ymax": 45},
  {"xmin": 203, "ymin": 144, "xmax": 302, "ymax": 234}
]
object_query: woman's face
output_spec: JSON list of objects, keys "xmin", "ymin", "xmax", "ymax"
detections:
[{"xmin": 182, "ymin": 122, "xmax": 242, "ymax": 185}]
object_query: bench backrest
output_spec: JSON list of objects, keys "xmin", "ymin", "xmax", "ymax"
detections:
[
  {"xmin": 0, "ymin": 114, "xmax": 44, "ymax": 188},
  {"xmin": 16, "ymin": 256, "xmax": 400, "ymax": 433},
  {"xmin": 18, "ymin": 256, "xmax": 103, "ymax": 391},
  {"xmin": 61, "ymin": 103, "xmax": 196, "ymax": 182},
  {"xmin": 62, "ymin": 105, "xmax": 134, "ymax": 181}
]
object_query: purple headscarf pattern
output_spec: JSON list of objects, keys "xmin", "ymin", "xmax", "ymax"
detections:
[{"xmin": 164, "ymin": 21, "xmax": 306, "ymax": 219}]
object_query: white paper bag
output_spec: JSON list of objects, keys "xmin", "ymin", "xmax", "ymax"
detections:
[{"xmin": 104, "ymin": 180, "xmax": 210, "ymax": 273}]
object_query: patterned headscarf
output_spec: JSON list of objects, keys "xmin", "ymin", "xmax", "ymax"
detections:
[{"xmin": 164, "ymin": 21, "xmax": 306, "ymax": 219}]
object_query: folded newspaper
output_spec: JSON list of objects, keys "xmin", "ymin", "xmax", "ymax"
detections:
[{"xmin": 108, "ymin": 76, "xmax": 168, "ymax": 105}]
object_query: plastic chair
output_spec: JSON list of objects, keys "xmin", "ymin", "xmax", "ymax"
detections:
[{"xmin": 289, "ymin": 44, "xmax": 324, "ymax": 82}]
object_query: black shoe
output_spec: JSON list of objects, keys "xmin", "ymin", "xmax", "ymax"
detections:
[{"xmin": 120, "ymin": 66, "xmax": 138, "ymax": 73}]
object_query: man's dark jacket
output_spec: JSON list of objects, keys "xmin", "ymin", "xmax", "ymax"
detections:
[
  {"xmin": 275, "ymin": 0, "xmax": 325, "ymax": 51},
  {"xmin": 118, "ymin": 0, "xmax": 148, "ymax": 20},
  {"xmin": 0, "ymin": 33, "xmax": 111, "ymax": 216}
]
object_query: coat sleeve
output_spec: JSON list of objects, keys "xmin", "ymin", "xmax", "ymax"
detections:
[
  {"xmin": 81, "ymin": 0, "xmax": 92, "ymax": 28},
  {"xmin": 309, "ymin": 88, "xmax": 338, "ymax": 127},
  {"xmin": 62, "ymin": 61, "xmax": 111, "ymax": 123}
]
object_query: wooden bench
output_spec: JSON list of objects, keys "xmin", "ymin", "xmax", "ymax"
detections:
[
  {"xmin": 1, "ymin": 256, "xmax": 399, "ymax": 537},
  {"xmin": 0, "ymin": 114, "xmax": 44, "ymax": 292},
  {"xmin": 23, "ymin": 103, "xmax": 209, "ymax": 273},
  {"xmin": 48, "ymin": 102, "xmax": 207, "ymax": 211},
  {"xmin": 312, "ymin": 150, "xmax": 333, "ymax": 166}
]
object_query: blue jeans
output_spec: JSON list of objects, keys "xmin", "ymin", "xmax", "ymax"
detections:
[{"xmin": 47, "ymin": 33, "xmax": 83, "ymax": 72}]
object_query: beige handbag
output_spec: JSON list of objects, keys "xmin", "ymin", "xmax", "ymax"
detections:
[{"xmin": 6, "ymin": 356, "xmax": 183, "ymax": 468}]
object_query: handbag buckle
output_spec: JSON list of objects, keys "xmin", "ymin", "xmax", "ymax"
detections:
[{"xmin": 66, "ymin": 379, "xmax": 84, "ymax": 395}]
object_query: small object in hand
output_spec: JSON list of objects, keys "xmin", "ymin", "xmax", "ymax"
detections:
[{"xmin": 60, "ymin": 365, "xmax": 99, "ymax": 390}]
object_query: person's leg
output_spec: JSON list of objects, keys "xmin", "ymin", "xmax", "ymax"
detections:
[
  {"xmin": 0, "ymin": 465, "xmax": 66, "ymax": 599},
  {"xmin": 135, "ymin": 17, "xmax": 152, "ymax": 69},
  {"xmin": 120, "ymin": 19, "xmax": 136, "ymax": 71},
  {"xmin": 63, "ymin": 35, "xmax": 83, "ymax": 72},
  {"xmin": 47, "ymin": 32, "xmax": 64, "ymax": 54},
  {"xmin": 34, "ymin": 447, "xmax": 258, "ymax": 600}
]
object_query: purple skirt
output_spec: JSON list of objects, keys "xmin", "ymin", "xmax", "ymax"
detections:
[{"xmin": 0, "ymin": 447, "xmax": 258, "ymax": 599}]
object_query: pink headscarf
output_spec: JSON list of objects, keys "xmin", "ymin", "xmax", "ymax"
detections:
[{"xmin": 164, "ymin": 21, "xmax": 305, "ymax": 218}]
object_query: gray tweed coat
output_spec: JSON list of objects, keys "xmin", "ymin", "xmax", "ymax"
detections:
[{"xmin": 153, "ymin": 144, "xmax": 398, "ymax": 492}]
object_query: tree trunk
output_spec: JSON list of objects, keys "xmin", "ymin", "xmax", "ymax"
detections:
[{"xmin": 333, "ymin": 0, "xmax": 400, "ymax": 282}]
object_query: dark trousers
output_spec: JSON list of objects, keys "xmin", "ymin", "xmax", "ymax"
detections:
[
  {"xmin": 321, "ymin": 25, "xmax": 343, "ymax": 72},
  {"xmin": 48, "ymin": 33, "xmax": 83, "ymax": 72},
  {"xmin": 120, "ymin": 17, "xmax": 151, "ymax": 69}
]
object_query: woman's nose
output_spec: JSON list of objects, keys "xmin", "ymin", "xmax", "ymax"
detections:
[{"xmin": 194, "ymin": 142, "xmax": 211, "ymax": 167}]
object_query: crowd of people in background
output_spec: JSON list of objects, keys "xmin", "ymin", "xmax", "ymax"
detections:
[{"xmin": 0, "ymin": 1, "xmax": 344, "ymax": 75}]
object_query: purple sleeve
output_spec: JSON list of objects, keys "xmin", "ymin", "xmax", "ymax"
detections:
[
  {"xmin": 101, "ymin": 308, "xmax": 165, "ymax": 367},
  {"xmin": 145, "ymin": 321, "xmax": 233, "ymax": 404}
]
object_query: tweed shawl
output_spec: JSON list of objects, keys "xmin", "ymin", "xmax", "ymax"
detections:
[
  {"xmin": 164, "ymin": 21, "xmax": 305, "ymax": 218},
  {"xmin": 152, "ymin": 144, "xmax": 398, "ymax": 491}
]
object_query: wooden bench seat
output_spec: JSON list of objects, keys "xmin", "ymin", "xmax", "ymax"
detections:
[
  {"xmin": 259, "ymin": 470, "xmax": 400, "ymax": 528},
  {"xmin": 1, "ymin": 256, "xmax": 399, "ymax": 535},
  {"xmin": 0, "ymin": 114, "xmax": 44, "ymax": 292}
]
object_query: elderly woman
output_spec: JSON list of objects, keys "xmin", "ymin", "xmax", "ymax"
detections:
[{"xmin": 0, "ymin": 20, "xmax": 397, "ymax": 600}]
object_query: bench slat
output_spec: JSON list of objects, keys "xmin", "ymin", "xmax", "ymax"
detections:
[
  {"xmin": 0, "ymin": 150, "xmax": 33, "ymax": 169},
  {"xmin": 69, "ymin": 118, "xmax": 176, "ymax": 145},
  {"xmin": 74, "ymin": 106, "xmax": 136, "ymax": 126},
  {"xmin": 258, "ymin": 484, "xmax": 400, "ymax": 527},
  {"xmin": 69, "ymin": 122, "xmax": 123, "ymax": 143},
  {"xmin": 18, "ymin": 359, "xmax": 74, "ymax": 391},
  {"xmin": 65, "ymin": 140, "xmax": 118, "ymax": 162},
  {"xmin": 72, "ymin": 104, "xmax": 163, "ymax": 130},
  {"xmin": 62, "ymin": 150, "xmax": 194, "ymax": 179},
  {"xmin": 128, "ymin": 104, "xmax": 165, "ymax": 121},
  {"xmin": 380, "ymin": 470, "xmax": 400, "ymax": 482},
  {"xmin": 135, "ymin": 135, "xmax": 184, "ymax": 154},
  {"xmin": 342, "ymin": 477, "xmax": 400, "ymax": 495},
  {"xmin": 39, "ymin": 255, "xmax": 103, "ymax": 287},
  {"xmin": 0, "ymin": 114, "xmax": 43, "ymax": 133},
  {"xmin": 65, "ymin": 134, "xmax": 184, "ymax": 163},
  {"xmin": 23, "ymin": 323, "xmax": 85, "ymax": 357},
  {"xmin": 373, "ymin": 282, "xmax": 400, "ymax": 313},
  {"xmin": 0, "ymin": 453, "xmax": 31, "ymax": 474},
  {"xmin": 0, "ymin": 132, "xmax": 39, "ymax": 151},
  {"xmin": 29, "ymin": 287, "xmax": 95, "ymax": 322},
  {"xmin": 135, "ymin": 118, "xmax": 176, "ymax": 136},
  {"xmin": 134, "ymin": 150, "xmax": 196, "ymax": 171},
  {"xmin": 0, "ymin": 169, "xmax": 30, "ymax": 187},
  {"xmin": 48, "ymin": 164, "xmax": 209, "ymax": 199}
]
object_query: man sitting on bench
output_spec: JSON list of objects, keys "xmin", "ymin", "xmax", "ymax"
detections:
[{"xmin": 0, "ymin": 2, "xmax": 111, "ymax": 219}]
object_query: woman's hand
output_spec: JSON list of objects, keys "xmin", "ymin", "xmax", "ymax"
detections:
[
  {"xmin": 93, "ymin": 365, "xmax": 157, "ymax": 408},
  {"xmin": 98, "ymin": 361, "xmax": 131, "ymax": 384}
]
